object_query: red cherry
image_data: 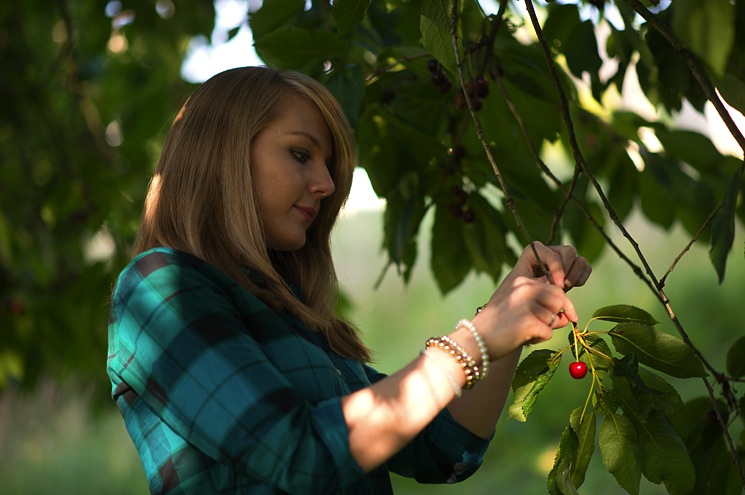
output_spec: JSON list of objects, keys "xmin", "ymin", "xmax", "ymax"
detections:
[{"xmin": 569, "ymin": 361, "xmax": 588, "ymax": 379}]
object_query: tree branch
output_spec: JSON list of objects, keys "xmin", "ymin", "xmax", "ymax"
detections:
[
  {"xmin": 449, "ymin": 0, "xmax": 552, "ymax": 279},
  {"xmin": 524, "ymin": 0, "xmax": 744, "ymax": 483}
]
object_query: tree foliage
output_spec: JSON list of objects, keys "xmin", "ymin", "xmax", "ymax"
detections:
[
  {"xmin": 2, "ymin": 0, "xmax": 745, "ymax": 492},
  {"xmin": 0, "ymin": 0, "xmax": 215, "ymax": 388}
]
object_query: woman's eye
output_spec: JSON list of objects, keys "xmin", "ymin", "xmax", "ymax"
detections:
[{"xmin": 291, "ymin": 150, "xmax": 310, "ymax": 163}]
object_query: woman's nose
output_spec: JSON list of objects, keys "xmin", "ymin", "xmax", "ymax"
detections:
[{"xmin": 310, "ymin": 163, "xmax": 336, "ymax": 198}]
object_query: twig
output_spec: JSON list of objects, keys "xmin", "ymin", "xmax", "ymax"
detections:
[
  {"xmin": 492, "ymin": 68, "xmax": 656, "ymax": 293},
  {"xmin": 449, "ymin": 0, "xmax": 551, "ymax": 279},
  {"xmin": 660, "ymin": 204, "xmax": 722, "ymax": 287}
]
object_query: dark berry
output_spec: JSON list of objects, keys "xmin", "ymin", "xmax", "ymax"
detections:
[
  {"xmin": 454, "ymin": 90, "xmax": 466, "ymax": 109},
  {"xmin": 448, "ymin": 203, "xmax": 463, "ymax": 217},
  {"xmin": 569, "ymin": 361, "xmax": 588, "ymax": 379},
  {"xmin": 471, "ymin": 97, "xmax": 483, "ymax": 111},
  {"xmin": 475, "ymin": 76, "xmax": 489, "ymax": 97},
  {"xmin": 461, "ymin": 209, "xmax": 476, "ymax": 223},
  {"xmin": 706, "ymin": 409, "xmax": 730, "ymax": 424},
  {"xmin": 452, "ymin": 185, "xmax": 468, "ymax": 204},
  {"xmin": 465, "ymin": 79, "xmax": 478, "ymax": 97},
  {"xmin": 437, "ymin": 79, "xmax": 452, "ymax": 94},
  {"xmin": 427, "ymin": 58, "xmax": 439, "ymax": 72},
  {"xmin": 431, "ymin": 70, "xmax": 447, "ymax": 87}
]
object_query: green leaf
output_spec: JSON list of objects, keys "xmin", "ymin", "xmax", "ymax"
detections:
[
  {"xmin": 509, "ymin": 349, "xmax": 561, "ymax": 422},
  {"xmin": 569, "ymin": 407, "xmax": 596, "ymax": 488},
  {"xmin": 673, "ymin": 0, "xmax": 736, "ymax": 75},
  {"xmin": 639, "ymin": 154, "xmax": 676, "ymax": 229},
  {"xmin": 638, "ymin": 412, "xmax": 695, "ymax": 495},
  {"xmin": 591, "ymin": 305, "xmax": 659, "ymax": 326},
  {"xmin": 717, "ymin": 72, "xmax": 745, "ymax": 117},
  {"xmin": 599, "ymin": 412, "xmax": 642, "ymax": 495},
  {"xmin": 430, "ymin": 203, "xmax": 471, "ymax": 293},
  {"xmin": 638, "ymin": 368, "xmax": 689, "ymax": 438},
  {"xmin": 684, "ymin": 398, "xmax": 736, "ymax": 494},
  {"xmin": 542, "ymin": 3, "xmax": 581, "ymax": 51},
  {"xmin": 325, "ymin": 65, "xmax": 365, "ymax": 128},
  {"xmin": 249, "ymin": 0, "xmax": 305, "ymax": 41},
  {"xmin": 710, "ymin": 168, "xmax": 743, "ymax": 282},
  {"xmin": 332, "ymin": 0, "xmax": 371, "ymax": 38},
  {"xmin": 226, "ymin": 26, "xmax": 241, "ymax": 42},
  {"xmin": 462, "ymin": 194, "xmax": 511, "ymax": 281},
  {"xmin": 583, "ymin": 334, "xmax": 613, "ymax": 373},
  {"xmin": 564, "ymin": 20, "xmax": 603, "ymax": 78},
  {"xmin": 655, "ymin": 128, "xmax": 723, "ymax": 172},
  {"xmin": 420, "ymin": 15, "xmax": 457, "ymax": 76},
  {"xmin": 609, "ymin": 323, "xmax": 707, "ymax": 378},
  {"xmin": 726, "ymin": 335, "xmax": 745, "ymax": 378},
  {"xmin": 253, "ymin": 27, "xmax": 349, "ymax": 70},
  {"xmin": 419, "ymin": 0, "xmax": 453, "ymax": 31},
  {"xmin": 547, "ymin": 425, "xmax": 581, "ymax": 495},
  {"xmin": 383, "ymin": 185, "xmax": 426, "ymax": 276}
]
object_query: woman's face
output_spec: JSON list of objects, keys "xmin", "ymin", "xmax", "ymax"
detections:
[{"xmin": 251, "ymin": 91, "xmax": 336, "ymax": 251}]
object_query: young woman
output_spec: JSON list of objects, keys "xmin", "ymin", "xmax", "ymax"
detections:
[{"xmin": 107, "ymin": 66, "xmax": 591, "ymax": 494}]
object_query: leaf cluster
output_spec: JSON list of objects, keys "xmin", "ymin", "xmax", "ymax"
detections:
[
  {"xmin": 249, "ymin": 0, "xmax": 745, "ymax": 290},
  {"xmin": 510, "ymin": 304, "xmax": 745, "ymax": 494},
  {"xmin": 0, "ymin": 0, "xmax": 215, "ymax": 393}
]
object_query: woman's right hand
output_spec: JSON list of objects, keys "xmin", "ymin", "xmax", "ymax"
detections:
[{"xmin": 469, "ymin": 242, "xmax": 591, "ymax": 360}]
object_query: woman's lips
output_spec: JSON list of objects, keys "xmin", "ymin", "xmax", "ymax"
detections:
[{"xmin": 295, "ymin": 206, "xmax": 317, "ymax": 222}]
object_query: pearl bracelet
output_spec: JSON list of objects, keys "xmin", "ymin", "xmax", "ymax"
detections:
[
  {"xmin": 456, "ymin": 319, "xmax": 490, "ymax": 379},
  {"xmin": 425, "ymin": 337, "xmax": 480, "ymax": 389}
]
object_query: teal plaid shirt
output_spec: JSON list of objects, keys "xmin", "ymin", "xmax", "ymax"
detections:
[{"xmin": 107, "ymin": 247, "xmax": 490, "ymax": 494}]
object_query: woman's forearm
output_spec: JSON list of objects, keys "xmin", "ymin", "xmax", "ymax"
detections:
[
  {"xmin": 341, "ymin": 348, "xmax": 464, "ymax": 472},
  {"xmin": 446, "ymin": 347, "xmax": 522, "ymax": 439}
]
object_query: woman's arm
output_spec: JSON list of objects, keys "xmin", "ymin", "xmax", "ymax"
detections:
[{"xmin": 342, "ymin": 242, "xmax": 592, "ymax": 470}]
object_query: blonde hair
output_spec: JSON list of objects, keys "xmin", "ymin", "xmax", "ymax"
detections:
[{"xmin": 134, "ymin": 66, "xmax": 371, "ymax": 362}]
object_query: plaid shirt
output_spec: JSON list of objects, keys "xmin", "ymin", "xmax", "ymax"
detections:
[{"xmin": 107, "ymin": 247, "xmax": 490, "ymax": 494}]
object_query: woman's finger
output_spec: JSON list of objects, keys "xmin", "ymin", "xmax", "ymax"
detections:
[{"xmin": 562, "ymin": 256, "xmax": 592, "ymax": 291}]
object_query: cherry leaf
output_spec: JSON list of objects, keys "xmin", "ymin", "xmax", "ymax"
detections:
[
  {"xmin": 609, "ymin": 323, "xmax": 707, "ymax": 378},
  {"xmin": 547, "ymin": 425, "xmax": 581, "ymax": 495},
  {"xmin": 509, "ymin": 349, "xmax": 560, "ymax": 422},
  {"xmin": 591, "ymin": 304, "xmax": 658, "ymax": 326},
  {"xmin": 599, "ymin": 412, "xmax": 642, "ymax": 495},
  {"xmin": 569, "ymin": 407, "xmax": 596, "ymax": 488},
  {"xmin": 638, "ymin": 412, "xmax": 695, "ymax": 495}
]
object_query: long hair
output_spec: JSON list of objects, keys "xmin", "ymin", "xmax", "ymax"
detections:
[{"xmin": 134, "ymin": 66, "xmax": 371, "ymax": 362}]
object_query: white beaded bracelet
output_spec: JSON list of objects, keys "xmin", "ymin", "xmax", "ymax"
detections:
[
  {"xmin": 456, "ymin": 319, "xmax": 490, "ymax": 379},
  {"xmin": 420, "ymin": 349, "xmax": 463, "ymax": 397}
]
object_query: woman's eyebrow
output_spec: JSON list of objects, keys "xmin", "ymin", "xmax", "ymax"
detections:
[{"xmin": 287, "ymin": 130, "xmax": 321, "ymax": 148}]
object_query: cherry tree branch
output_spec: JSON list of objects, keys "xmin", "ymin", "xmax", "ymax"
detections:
[
  {"xmin": 491, "ymin": 71, "xmax": 655, "ymax": 294},
  {"xmin": 522, "ymin": 0, "xmax": 743, "ymax": 483},
  {"xmin": 449, "ymin": 0, "xmax": 552, "ymax": 279}
]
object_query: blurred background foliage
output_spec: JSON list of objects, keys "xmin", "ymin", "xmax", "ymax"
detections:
[
  {"xmin": 1, "ymin": 0, "xmax": 744, "ymax": 493},
  {"xmin": 0, "ymin": 0, "xmax": 216, "ymax": 392}
]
